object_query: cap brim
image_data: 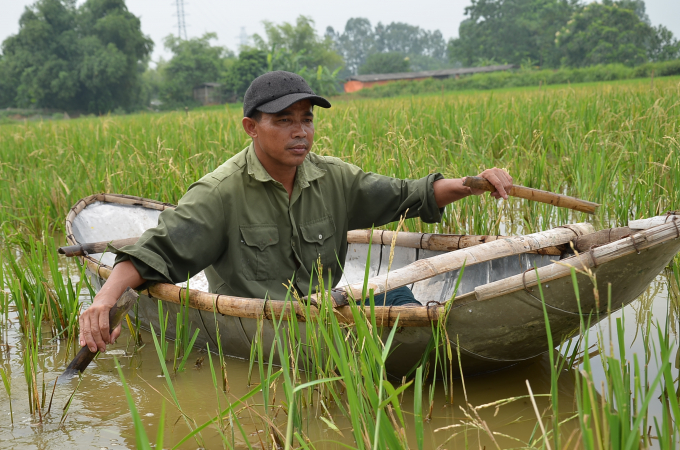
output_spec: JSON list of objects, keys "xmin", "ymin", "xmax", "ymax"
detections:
[{"xmin": 255, "ymin": 92, "xmax": 331, "ymax": 115}]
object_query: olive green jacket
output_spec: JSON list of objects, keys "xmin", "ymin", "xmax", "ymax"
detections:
[{"xmin": 116, "ymin": 144, "xmax": 443, "ymax": 300}]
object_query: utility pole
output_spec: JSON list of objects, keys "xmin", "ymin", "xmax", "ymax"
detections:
[
  {"xmin": 238, "ymin": 27, "xmax": 248, "ymax": 48},
  {"xmin": 173, "ymin": 0, "xmax": 188, "ymax": 40}
]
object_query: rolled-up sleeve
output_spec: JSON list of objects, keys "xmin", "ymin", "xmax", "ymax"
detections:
[
  {"xmin": 114, "ymin": 180, "xmax": 228, "ymax": 284},
  {"xmin": 343, "ymin": 163, "xmax": 444, "ymax": 230}
]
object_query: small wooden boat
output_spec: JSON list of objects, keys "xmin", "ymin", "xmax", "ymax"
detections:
[{"xmin": 63, "ymin": 194, "xmax": 680, "ymax": 377}]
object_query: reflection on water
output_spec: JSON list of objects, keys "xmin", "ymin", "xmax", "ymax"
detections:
[{"xmin": 0, "ymin": 272, "xmax": 677, "ymax": 449}]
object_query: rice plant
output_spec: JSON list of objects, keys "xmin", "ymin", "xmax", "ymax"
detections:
[
  {"xmin": 0, "ymin": 75, "xmax": 679, "ymax": 447},
  {"xmin": 1, "ymin": 76, "xmax": 678, "ymax": 238}
]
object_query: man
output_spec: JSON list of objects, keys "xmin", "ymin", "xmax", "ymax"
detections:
[{"xmin": 79, "ymin": 71, "xmax": 512, "ymax": 353}]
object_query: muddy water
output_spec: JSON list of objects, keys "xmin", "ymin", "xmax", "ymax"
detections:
[{"xmin": 0, "ymin": 273, "xmax": 677, "ymax": 449}]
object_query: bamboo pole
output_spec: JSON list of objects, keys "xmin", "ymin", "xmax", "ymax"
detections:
[
  {"xmin": 84, "ymin": 262, "xmax": 443, "ymax": 327},
  {"xmin": 472, "ymin": 220, "xmax": 680, "ymax": 302},
  {"xmin": 322, "ymin": 223, "xmax": 594, "ymax": 303},
  {"xmin": 346, "ymin": 230, "xmax": 563, "ymax": 255},
  {"xmin": 61, "ymin": 227, "xmax": 637, "ymax": 260},
  {"xmin": 463, "ymin": 176, "xmax": 600, "ymax": 214},
  {"xmin": 78, "ymin": 224, "xmax": 594, "ymax": 327},
  {"xmin": 629, "ymin": 213, "xmax": 679, "ymax": 231},
  {"xmin": 58, "ymin": 234, "xmax": 565, "ymax": 257}
]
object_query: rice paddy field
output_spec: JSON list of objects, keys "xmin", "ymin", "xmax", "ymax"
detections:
[{"xmin": 0, "ymin": 75, "xmax": 679, "ymax": 449}]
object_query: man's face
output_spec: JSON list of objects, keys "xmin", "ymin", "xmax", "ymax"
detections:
[{"xmin": 243, "ymin": 100, "xmax": 315, "ymax": 170}]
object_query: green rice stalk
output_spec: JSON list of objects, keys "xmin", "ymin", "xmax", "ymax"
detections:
[
  {"xmin": 413, "ymin": 365, "xmax": 424, "ymax": 450},
  {"xmin": 533, "ymin": 266, "xmax": 560, "ymax": 449},
  {"xmin": 148, "ymin": 322, "xmax": 200, "ymax": 446},
  {"xmin": 0, "ymin": 367, "xmax": 13, "ymax": 425},
  {"xmin": 114, "ymin": 357, "xmax": 152, "ymax": 450},
  {"xmin": 171, "ymin": 371, "xmax": 283, "ymax": 450},
  {"xmin": 59, "ymin": 374, "xmax": 83, "ymax": 425}
]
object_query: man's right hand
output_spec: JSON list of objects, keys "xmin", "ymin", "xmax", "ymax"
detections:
[
  {"xmin": 79, "ymin": 294, "xmax": 120, "ymax": 352},
  {"xmin": 79, "ymin": 260, "xmax": 145, "ymax": 352}
]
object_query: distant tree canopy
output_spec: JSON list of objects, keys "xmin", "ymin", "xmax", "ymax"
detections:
[
  {"xmin": 222, "ymin": 16, "xmax": 342, "ymax": 100},
  {"xmin": 327, "ymin": 19, "xmax": 450, "ymax": 75},
  {"xmin": 358, "ymin": 52, "xmax": 411, "ymax": 75},
  {"xmin": 447, "ymin": 0, "xmax": 680, "ymax": 68},
  {"xmin": 556, "ymin": 1, "xmax": 679, "ymax": 66},
  {"xmin": 0, "ymin": 0, "xmax": 152, "ymax": 112},
  {"xmin": 159, "ymin": 33, "xmax": 232, "ymax": 105},
  {"xmin": 2, "ymin": 0, "xmax": 678, "ymax": 111},
  {"xmin": 447, "ymin": 0, "xmax": 577, "ymax": 67},
  {"xmin": 252, "ymin": 16, "xmax": 343, "ymax": 71},
  {"xmin": 222, "ymin": 49, "xmax": 268, "ymax": 100}
]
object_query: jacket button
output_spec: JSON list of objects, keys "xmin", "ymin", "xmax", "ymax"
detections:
[{"xmin": 319, "ymin": 234, "xmax": 323, "ymax": 239}]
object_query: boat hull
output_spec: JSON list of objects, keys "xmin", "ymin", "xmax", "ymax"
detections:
[{"xmin": 72, "ymin": 194, "xmax": 680, "ymax": 377}]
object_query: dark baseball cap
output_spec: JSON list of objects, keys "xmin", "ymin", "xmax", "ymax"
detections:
[{"xmin": 243, "ymin": 71, "xmax": 331, "ymax": 118}]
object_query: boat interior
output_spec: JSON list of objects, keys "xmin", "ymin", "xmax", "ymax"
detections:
[{"xmin": 70, "ymin": 199, "xmax": 581, "ymax": 305}]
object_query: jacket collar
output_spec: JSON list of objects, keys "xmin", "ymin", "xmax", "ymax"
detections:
[{"xmin": 245, "ymin": 143, "xmax": 326, "ymax": 188}]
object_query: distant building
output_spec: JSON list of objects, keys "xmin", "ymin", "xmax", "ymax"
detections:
[
  {"xmin": 193, "ymin": 83, "xmax": 222, "ymax": 105},
  {"xmin": 344, "ymin": 65, "xmax": 516, "ymax": 93}
]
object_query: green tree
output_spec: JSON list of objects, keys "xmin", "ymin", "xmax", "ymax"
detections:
[
  {"xmin": 139, "ymin": 58, "xmax": 165, "ymax": 108},
  {"xmin": 160, "ymin": 33, "xmax": 231, "ymax": 105},
  {"xmin": 648, "ymin": 25, "xmax": 680, "ymax": 62},
  {"xmin": 447, "ymin": 0, "xmax": 578, "ymax": 68},
  {"xmin": 0, "ymin": 0, "xmax": 80, "ymax": 110},
  {"xmin": 252, "ymin": 16, "xmax": 343, "ymax": 71},
  {"xmin": 76, "ymin": 0, "xmax": 154, "ymax": 112},
  {"xmin": 374, "ymin": 22, "xmax": 446, "ymax": 59},
  {"xmin": 358, "ymin": 52, "xmax": 410, "ymax": 75},
  {"xmin": 244, "ymin": 16, "xmax": 344, "ymax": 97},
  {"xmin": 326, "ymin": 18, "xmax": 374, "ymax": 75},
  {"xmin": 329, "ymin": 18, "xmax": 449, "ymax": 74},
  {"xmin": 0, "ymin": 0, "xmax": 152, "ymax": 112},
  {"xmin": 556, "ymin": 1, "xmax": 656, "ymax": 67},
  {"xmin": 222, "ymin": 49, "xmax": 268, "ymax": 100}
]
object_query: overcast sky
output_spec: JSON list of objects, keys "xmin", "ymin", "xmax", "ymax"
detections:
[{"xmin": 1, "ymin": 0, "xmax": 679, "ymax": 64}]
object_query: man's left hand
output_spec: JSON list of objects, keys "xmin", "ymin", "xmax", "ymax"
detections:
[{"xmin": 470, "ymin": 168, "xmax": 513, "ymax": 200}]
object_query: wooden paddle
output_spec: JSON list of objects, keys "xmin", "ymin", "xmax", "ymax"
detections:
[
  {"xmin": 57, "ymin": 287, "xmax": 138, "ymax": 384},
  {"xmin": 463, "ymin": 176, "xmax": 600, "ymax": 214}
]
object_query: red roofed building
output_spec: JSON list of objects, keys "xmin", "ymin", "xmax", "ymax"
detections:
[{"xmin": 344, "ymin": 65, "xmax": 516, "ymax": 93}]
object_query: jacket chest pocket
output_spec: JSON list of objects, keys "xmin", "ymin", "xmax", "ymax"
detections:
[
  {"xmin": 240, "ymin": 224, "xmax": 279, "ymax": 281},
  {"xmin": 300, "ymin": 216, "xmax": 337, "ymax": 275}
]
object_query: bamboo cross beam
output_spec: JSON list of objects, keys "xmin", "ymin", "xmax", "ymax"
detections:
[
  {"xmin": 77, "ymin": 262, "xmax": 445, "ymax": 327},
  {"xmin": 58, "ymin": 233, "xmax": 565, "ymax": 257},
  {"xmin": 59, "ymin": 227, "xmax": 631, "ymax": 262},
  {"xmin": 72, "ymin": 224, "xmax": 596, "ymax": 327},
  {"xmin": 315, "ymin": 223, "xmax": 595, "ymax": 304},
  {"xmin": 463, "ymin": 176, "xmax": 600, "ymax": 214}
]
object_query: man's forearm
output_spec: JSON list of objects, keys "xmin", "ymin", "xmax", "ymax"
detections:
[
  {"xmin": 95, "ymin": 260, "xmax": 146, "ymax": 306},
  {"xmin": 433, "ymin": 178, "xmax": 472, "ymax": 208}
]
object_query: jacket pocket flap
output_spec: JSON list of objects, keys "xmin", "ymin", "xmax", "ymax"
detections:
[
  {"xmin": 240, "ymin": 225, "xmax": 279, "ymax": 251},
  {"xmin": 300, "ymin": 217, "xmax": 336, "ymax": 245}
]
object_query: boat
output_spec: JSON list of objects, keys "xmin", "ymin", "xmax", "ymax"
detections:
[{"xmin": 62, "ymin": 194, "xmax": 680, "ymax": 377}]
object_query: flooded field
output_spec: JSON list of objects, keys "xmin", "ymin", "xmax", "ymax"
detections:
[
  {"xmin": 1, "ymin": 77, "xmax": 679, "ymax": 448},
  {"xmin": 0, "ymin": 263, "xmax": 678, "ymax": 449}
]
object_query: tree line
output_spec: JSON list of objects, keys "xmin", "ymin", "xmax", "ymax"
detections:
[{"xmin": 1, "ymin": 0, "xmax": 678, "ymax": 113}]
